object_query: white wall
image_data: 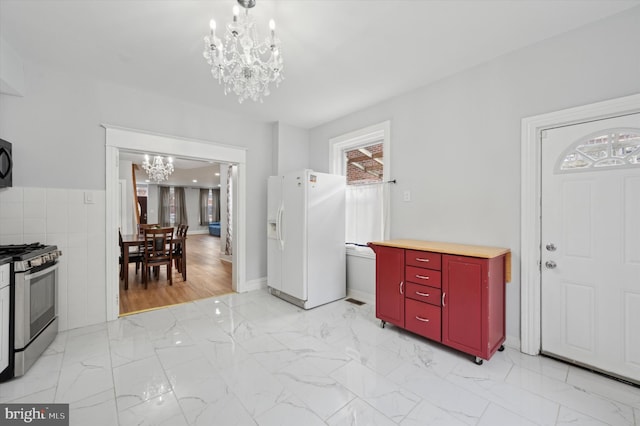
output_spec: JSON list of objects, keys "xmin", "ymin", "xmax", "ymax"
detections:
[
  {"xmin": 0, "ymin": 36, "xmax": 25, "ymax": 96},
  {"xmin": 308, "ymin": 7, "xmax": 640, "ymax": 343},
  {"xmin": 185, "ymin": 187, "xmax": 209, "ymax": 234},
  {"xmin": 0, "ymin": 56, "xmax": 272, "ymax": 272},
  {"xmin": 0, "ymin": 57, "xmax": 272, "ymax": 329},
  {"xmin": 272, "ymin": 122, "xmax": 310, "ymax": 175},
  {"xmin": 146, "ymin": 184, "xmax": 158, "ymax": 225},
  {"xmin": 0, "ymin": 186, "xmax": 106, "ymax": 331}
]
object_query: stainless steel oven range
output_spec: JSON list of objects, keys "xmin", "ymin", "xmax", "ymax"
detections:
[{"xmin": 0, "ymin": 243, "xmax": 61, "ymax": 381}]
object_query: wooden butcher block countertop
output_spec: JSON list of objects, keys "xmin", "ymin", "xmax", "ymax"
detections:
[{"xmin": 369, "ymin": 239, "xmax": 511, "ymax": 283}]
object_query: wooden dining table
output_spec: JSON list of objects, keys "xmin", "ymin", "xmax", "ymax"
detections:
[{"xmin": 120, "ymin": 233, "xmax": 187, "ymax": 290}]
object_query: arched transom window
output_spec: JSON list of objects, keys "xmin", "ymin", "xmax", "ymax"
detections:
[{"xmin": 557, "ymin": 128, "xmax": 640, "ymax": 172}]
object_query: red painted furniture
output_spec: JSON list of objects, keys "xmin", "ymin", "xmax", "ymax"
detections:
[
  {"xmin": 374, "ymin": 245, "xmax": 405, "ymax": 327},
  {"xmin": 369, "ymin": 239, "xmax": 510, "ymax": 364}
]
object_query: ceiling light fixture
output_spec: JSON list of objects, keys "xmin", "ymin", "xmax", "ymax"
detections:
[
  {"xmin": 203, "ymin": 0, "xmax": 283, "ymax": 103},
  {"xmin": 142, "ymin": 155, "xmax": 174, "ymax": 183}
]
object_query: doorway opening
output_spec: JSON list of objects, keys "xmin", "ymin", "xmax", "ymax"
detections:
[
  {"xmin": 104, "ymin": 125, "xmax": 248, "ymax": 322},
  {"xmin": 117, "ymin": 150, "xmax": 233, "ymax": 315}
]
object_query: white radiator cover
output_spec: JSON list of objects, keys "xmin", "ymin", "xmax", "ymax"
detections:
[{"xmin": 346, "ymin": 246, "xmax": 375, "ymax": 305}]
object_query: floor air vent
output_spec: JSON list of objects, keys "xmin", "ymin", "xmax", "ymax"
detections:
[{"xmin": 345, "ymin": 298, "xmax": 365, "ymax": 306}]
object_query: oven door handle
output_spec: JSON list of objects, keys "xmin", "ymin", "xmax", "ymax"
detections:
[{"xmin": 23, "ymin": 263, "xmax": 59, "ymax": 281}]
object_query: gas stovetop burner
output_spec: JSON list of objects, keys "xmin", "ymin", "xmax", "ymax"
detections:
[
  {"xmin": 0, "ymin": 243, "xmax": 61, "ymax": 271},
  {"xmin": 0, "ymin": 243, "xmax": 46, "ymax": 255}
]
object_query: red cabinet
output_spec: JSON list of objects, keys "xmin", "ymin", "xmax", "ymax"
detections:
[
  {"xmin": 406, "ymin": 250, "xmax": 441, "ymax": 269},
  {"xmin": 405, "ymin": 266, "xmax": 441, "ymax": 287},
  {"xmin": 374, "ymin": 245, "xmax": 405, "ymax": 328},
  {"xmin": 442, "ymin": 254, "xmax": 506, "ymax": 361},
  {"xmin": 405, "ymin": 283, "xmax": 441, "ymax": 306},
  {"xmin": 370, "ymin": 240, "xmax": 509, "ymax": 364},
  {"xmin": 405, "ymin": 298, "xmax": 441, "ymax": 341}
]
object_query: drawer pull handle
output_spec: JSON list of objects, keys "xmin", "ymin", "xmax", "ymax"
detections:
[
  {"xmin": 442, "ymin": 292, "xmax": 446, "ymax": 307},
  {"xmin": 415, "ymin": 316, "xmax": 430, "ymax": 323},
  {"xmin": 415, "ymin": 291, "xmax": 430, "ymax": 297},
  {"xmin": 415, "ymin": 274, "xmax": 430, "ymax": 280},
  {"xmin": 399, "ymin": 281, "xmax": 404, "ymax": 295},
  {"xmin": 415, "ymin": 258, "xmax": 430, "ymax": 262}
]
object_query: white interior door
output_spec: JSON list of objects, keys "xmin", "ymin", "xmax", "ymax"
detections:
[{"xmin": 541, "ymin": 113, "xmax": 640, "ymax": 383}]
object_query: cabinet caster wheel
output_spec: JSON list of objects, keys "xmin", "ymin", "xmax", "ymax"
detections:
[
  {"xmin": 498, "ymin": 345, "xmax": 505, "ymax": 352},
  {"xmin": 474, "ymin": 357, "xmax": 483, "ymax": 365},
  {"xmin": 380, "ymin": 320, "xmax": 386, "ymax": 329}
]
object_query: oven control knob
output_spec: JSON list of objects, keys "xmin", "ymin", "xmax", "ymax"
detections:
[{"xmin": 31, "ymin": 257, "xmax": 42, "ymax": 267}]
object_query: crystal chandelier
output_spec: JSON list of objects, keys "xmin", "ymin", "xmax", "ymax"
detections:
[
  {"xmin": 203, "ymin": 0, "xmax": 283, "ymax": 103},
  {"xmin": 142, "ymin": 155, "xmax": 174, "ymax": 183}
]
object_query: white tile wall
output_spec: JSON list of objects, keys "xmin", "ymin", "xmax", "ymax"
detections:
[{"xmin": 0, "ymin": 186, "xmax": 107, "ymax": 331}]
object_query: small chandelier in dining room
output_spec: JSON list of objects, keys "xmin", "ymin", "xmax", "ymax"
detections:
[
  {"xmin": 203, "ymin": 0, "xmax": 283, "ymax": 103},
  {"xmin": 142, "ymin": 155, "xmax": 174, "ymax": 183}
]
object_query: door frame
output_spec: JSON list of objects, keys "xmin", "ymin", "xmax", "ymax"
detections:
[
  {"xmin": 103, "ymin": 124, "xmax": 248, "ymax": 322},
  {"xmin": 520, "ymin": 93, "xmax": 640, "ymax": 355}
]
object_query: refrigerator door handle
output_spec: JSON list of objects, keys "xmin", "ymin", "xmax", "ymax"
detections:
[
  {"xmin": 277, "ymin": 205, "xmax": 284, "ymax": 250},
  {"xmin": 276, "ymin": 206, "xmax": 281, "ymax": 243}
]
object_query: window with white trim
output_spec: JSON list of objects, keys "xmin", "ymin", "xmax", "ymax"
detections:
[{"xmin": 330, "ymin": 121, "xmax": 390, "ymax": 247}]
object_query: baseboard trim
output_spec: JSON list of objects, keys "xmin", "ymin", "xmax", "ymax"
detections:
[
  {"xmin": 504, "ymin": 335, "xmax": 522, "ymax": 351},
  {"xmin": 346, "ymin": 289, "xmax": 375, "ymax": 306},
  {"xmin": 244, "ymin": 277, "xmax": 267, "ymax": 292}
]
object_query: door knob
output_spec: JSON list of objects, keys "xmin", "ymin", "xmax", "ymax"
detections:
[
  {"xmin": 546, "ymin": 243, "xmax": 556, "ymax": 252},
  {"xmin": 545, "ymin": 261, "xmax": 557, "ymax": 269}
]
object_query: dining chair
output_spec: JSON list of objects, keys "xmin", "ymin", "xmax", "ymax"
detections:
[
  {"xmin": 173, "ymin": 224, "xmax": 189, "ymax": 273},
  {"xmin": 142, "ymin": 227, "xmax": 174, "ymax": 289},
  {"xmin": 119, "ymin": 229, "xmax": 143, "ymax": 283},
  {"xmin": 138, "ymin": 223, "xmax": 160, "ymax": 235}
]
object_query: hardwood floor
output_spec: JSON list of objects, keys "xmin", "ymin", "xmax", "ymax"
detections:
[{"xmin": 119, "ymin": 234, "xmax": 233, "ymax": 315}]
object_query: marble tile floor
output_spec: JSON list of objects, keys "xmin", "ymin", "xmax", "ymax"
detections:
[{"xmin": 1, "ymin": 288, "xmax": 638, "ymax": 426}]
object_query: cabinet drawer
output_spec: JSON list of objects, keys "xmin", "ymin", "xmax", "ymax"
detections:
[
  {"xmin": 406, "ymin": 283, "xmax": 441, "ymax": 306},
  {"xmin": 405, "ymin": 299, "xmax": 441, "ymax": 341},
  {"xmin": 405, "ymin": 266, "xmax": 441, "ymax": 288},
  {"xmin": 405, "ymin": 250, "xmax": 441, "ymax": 270}
]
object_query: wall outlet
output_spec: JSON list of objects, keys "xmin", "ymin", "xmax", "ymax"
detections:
[
  {"xmin": 403, "ymin": 190, "xmax": 411, "ymax": 202},
  {"xmin": 84, "ymin": 191, "xmax": 95, "ymax": 204}
]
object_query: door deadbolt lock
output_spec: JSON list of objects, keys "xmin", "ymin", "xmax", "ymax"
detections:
[
  {"xmin": 545, "ymin": 260, "xmax": 557, "ymax": 269},
  {"xmin": 546, "ymin": 243, "xmax": 557, "ymax": 252}
]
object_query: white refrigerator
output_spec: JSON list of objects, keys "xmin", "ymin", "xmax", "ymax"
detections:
[{"xmin": 267, "ymin": 170, "xmax": 346, "ymax": 309}]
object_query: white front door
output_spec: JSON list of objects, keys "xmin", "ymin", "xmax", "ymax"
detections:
[{"xmin": 541, "ymin": 113, "xmax": 640, "ymax": 383}]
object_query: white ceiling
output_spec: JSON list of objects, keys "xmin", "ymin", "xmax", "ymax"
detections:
[
  {"xmin": 1, "ymin": 1, "xmax": 639, "ymax": 129},
  {"xmin": 119, "ymin": 151, "xmax": 221, "ymax": 188}
]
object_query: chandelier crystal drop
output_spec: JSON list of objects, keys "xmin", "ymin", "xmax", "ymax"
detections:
[
  {"xmin": 142, "ymin": 155, "xmax": 174, "ymax": 183},
  {"xmin": 203, "ymin": 0, "xmax": 283, "ymax": 103}
]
